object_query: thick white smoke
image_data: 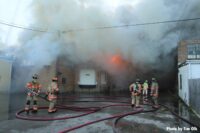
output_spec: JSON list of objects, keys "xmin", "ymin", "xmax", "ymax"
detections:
[{"xmin": 8, "ymin": 0, "xmax": 200, "ymax": 89}]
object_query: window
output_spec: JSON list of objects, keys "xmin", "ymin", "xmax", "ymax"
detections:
[
  {"xmin": 179, "ymin": 74, "xmax": 182, "ymax": 90},
  {"xmin": 196, "ymin": 45, "xmax": 200, "ymax": 59},
  {"xmin": 187, "ymin": 44, "xmax": 200, "ymax": 59},
  {"xmin": 187, "ymin": 45, "xmax": 196, "ymax": 59}
]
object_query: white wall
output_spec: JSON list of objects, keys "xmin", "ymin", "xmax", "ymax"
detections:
[
  {"xmin": 0, "ymin": 59, "xmax": 12, "ymax": 120},
  {"xmin": 188, "ymin": 64, "xmax": 200, "ymax": 79},
  {"xmin": 178, "ymin": 65, "xmax": 190, "ymax": 105},
  {"xmin": 178, "ymin": 63, "xmax": 200, "ymax": 106},
  {"xmin": 0, "ymin": 59, "xmax": 12, "ymax": 93}
]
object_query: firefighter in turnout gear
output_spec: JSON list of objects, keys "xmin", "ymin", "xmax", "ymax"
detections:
[
  {"xmin": 25, "ymin": 74, "xmax": 41, "ymax": 113},
  {"xmin": 129, "ymin": 79, "xmax": 142, "ymax": 108},
  {"xmin": 143, "ymin": 80, "xmax": 149, "ymax": 99},
  {"xmin": 47, "ymin": 77, "xmax": 59, "ymax": 113},
  {"xmin": 150, "ymin": 78, "xmax": 159, "ymax": 108}
]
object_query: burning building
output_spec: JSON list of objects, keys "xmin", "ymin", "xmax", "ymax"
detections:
[
  {"xmin": 11, "ymin": 56, "xmax": 113, "ymax": 93},
  {"xmin": 56, "ymin": 56, "xmax": 112, "ymax": 93},
  {"xmin": 2, "ymin": 0, "xmax": 193, "ymax": 94}
]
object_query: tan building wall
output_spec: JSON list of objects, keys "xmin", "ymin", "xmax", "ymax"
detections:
[
  {"xmin": 38, "ymin": 61, "xmax": 57, "ymax": 92},
  {"xmin": 56, "ymin": 56, "xmax": 76, "ymax": 92},
  {"xmin": 37, "ymin": 59, "xmax": 75, "ymax": 93},
  {"xmin": 57, "ymin": 61, "xmax": 75, "ymax": 93}
]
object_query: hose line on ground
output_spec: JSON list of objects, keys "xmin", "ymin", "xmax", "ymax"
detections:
[{"xmin": 16, "ymin": 96, "xmax": 200, "ymax": 133}]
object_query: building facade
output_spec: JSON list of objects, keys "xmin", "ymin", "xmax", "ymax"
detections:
[
  {"xmin": 56, "ymin": 57, "xmax": 112, "ymax": 93},
  {"xmin": 11, "ymin": 56, "xmax": 112, "ymax": 94},
  {"xmin": 178, "ymin": 40, "xmax": 200, "ymax": 116}
]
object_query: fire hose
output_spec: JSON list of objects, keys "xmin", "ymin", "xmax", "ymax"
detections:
[
  {"xmin": 16, "ymin": 91, "xmax": 102, "ymax": 121},
  {"xmin": 113, "ymin": 103, "xmax": 158, "ymax": 133},
  {"xmin": 16, "ymin": 95, "xmax": 200, "ymax": 133}
]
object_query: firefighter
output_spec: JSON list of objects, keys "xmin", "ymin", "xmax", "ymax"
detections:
[
  {"xmin": 150, "ymin": 78, "xmax": 159, "ymax": 108},
  {"xmin": 129, "ymin": 79, "xmax": 142, "ymax": 108},
  {"xmin": 143, "ymin": 80, "xmax": 149, "ymax": 100},
  {"xmin": 47, "ymin": 77, "xmax": 59, "ymax": 113},
  {"xmin": 25, "ymin": 74, "xmax": 41, "ymax": 113}
]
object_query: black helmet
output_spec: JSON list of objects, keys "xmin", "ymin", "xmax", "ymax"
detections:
[
  {"xmin": 32, "ymin": 74, "xmax": 38, "ymax": 79},
  {"xmin": 136, "ymin": 78, "xmax": 140, "ymax": 83},
  {"xmin": 152, "ymin": 77, "xmax": 156, "ymax": 81}
]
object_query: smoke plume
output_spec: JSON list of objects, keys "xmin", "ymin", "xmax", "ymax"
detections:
[{"xmin": 5, "ymin": 0, "xmax": 200, "ymax": 90}]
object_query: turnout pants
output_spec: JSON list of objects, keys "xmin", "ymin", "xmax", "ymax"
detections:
[
  {"xmin": 152, "ymin": 96, "xmax": 158, "ymax": 106},
  {"xmin": 143, "ymin": 89, "xmax": 148, "ymax": 96},
  {"xmin": 48, "ymin": 99, "xmax": 57, "ymax": 112},
  {"xmin": 143, "ymin": 89, "xmax": 148, "ymax": 100},
  {"xmin": 25, "ymin": 95, "xmax": 38, "ymax": 111},
  {"xmin": 131, "ymin": 95, "xmax": 140, "ymax": 106}
]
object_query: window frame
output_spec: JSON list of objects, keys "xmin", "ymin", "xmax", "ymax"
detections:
[
  {"xmin": 179, "ymin": 74, "xmax": 182, "ymax": 90},
  {"xmin": 187, "ymin": 44, "xmax": 200, "ymax": 59}
]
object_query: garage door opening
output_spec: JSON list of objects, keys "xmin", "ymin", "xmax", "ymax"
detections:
[{"xmin": 78, "ymin": 69, "xmax": 97, "ymax": 88}]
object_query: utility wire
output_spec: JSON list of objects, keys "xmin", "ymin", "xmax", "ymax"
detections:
[
  {"xmin": 62, "ymin": 17, "xmax": 200, "ymax": 33},
  {"xmin": 0, "ymin": 20, "xmax": 48, "ymax": 32},
  {"xmin": 0, "ymin": 17, "xmax": 200, "ymax": 33}
]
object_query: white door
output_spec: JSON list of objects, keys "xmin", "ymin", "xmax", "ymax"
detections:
[{"xmin": 78, "ymin": 69, "xmax": 96, "ymax": 85}]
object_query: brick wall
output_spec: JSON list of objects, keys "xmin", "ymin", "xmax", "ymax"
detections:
[
  {"xmin": 56, "ymin": 58, "xmax": 75, "ymax": 92},
  {"xmin": 178, "ymin": 40, "xmax": 200, "ymax": 65},
  {"xmin": 38, "ymin": 62, "xmax": 56, "ymax": 92},
  {"xmin": 178, "ymin": 41, "xmax": 187, "ymax": 64}
]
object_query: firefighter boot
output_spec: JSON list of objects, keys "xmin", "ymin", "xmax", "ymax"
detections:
[
  {"xmin": 48, "ymin": 108, "xmax": 57, "ymax": 113},
  {"xmin": 32, "ymin": 101, "xmax": 38, "ymax": 113},
  {"xmin": 25, "ymin": 101, "xmax": 30, "ymax": 114},
  {"xmin": 25, "ymin": 108, "xmax": 30, "ymax": 114},
  {"xmin": 131, "ymin": 104, "xmax": 135, "ymax": 108}
]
